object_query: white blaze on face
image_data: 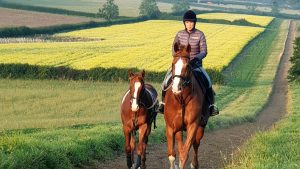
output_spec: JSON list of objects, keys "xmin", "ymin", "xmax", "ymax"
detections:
[
  {"xmin": 172, "ymin": 58, "xmax": 183, "ymax": 94},
  {"xmin": 131, "ymin": 82, "xmax": 141, "ymax": 112}
]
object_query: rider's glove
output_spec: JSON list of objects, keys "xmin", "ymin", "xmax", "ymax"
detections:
[{"xmin": 189, "ymin": 57, "xmax": 200, "ymax": 69}]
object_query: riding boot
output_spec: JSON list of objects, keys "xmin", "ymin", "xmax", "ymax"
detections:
[
  {"xmin": 158, "ymin": 68, "xmax": 172, "ymax": 114},
  {"xmin": 207, "ymin": 87, "xmax": 219, "ymax": 116}
]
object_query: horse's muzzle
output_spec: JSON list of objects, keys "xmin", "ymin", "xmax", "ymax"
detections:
[
  {"xmin": 131, "ymin": 106, "xmax": 139, "ymax": 112},
  {"xmin": 172, "ymin": 89, "xmax": 182, "ymax": 95}
]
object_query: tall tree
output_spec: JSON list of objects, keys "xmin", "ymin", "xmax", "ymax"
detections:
[
  {"xmin": 288, "ymin": 37, "xmax": 300, "ymax": 81},
  {"xmin": 271, "ymin": 0, "xmax": 280, "ymax": 15},
  {"xmin": 172, "ymin": 0, "xmax": 190, "ymax": 14},
  {"xmin": 98, "ymin": 0, "xmax": 119, "ymax": 21},
  {"xmin": 139, "ymin": 0, "xmax": 160, "ymax": 18}
]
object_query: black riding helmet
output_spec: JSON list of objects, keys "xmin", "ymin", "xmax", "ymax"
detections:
[
  {"xmin": 183, "ymin": 10, "xmax": 197, "ymax": 22},
  {"xmin": 183, "ymin": 10, "xmax": 197, "ymax": 30}
]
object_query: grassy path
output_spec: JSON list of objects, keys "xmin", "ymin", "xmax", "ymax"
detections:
[{"xmin": 226, "ymin": 84, "xmax": 300, "ymax": 168}]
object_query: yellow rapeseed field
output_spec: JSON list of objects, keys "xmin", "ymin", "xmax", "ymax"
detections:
[
  {"xmin": 198, "ymin": 13, "xmax": 274, "ymax": 27},
  {"xmin": 0, "ymin": 20, "xmax": 265, "ymax": 72}
]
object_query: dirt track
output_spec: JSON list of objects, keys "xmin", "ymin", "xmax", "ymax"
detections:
[{"xmin": 87, "ymin": 20, "xmax": 296, "ymax": 169}]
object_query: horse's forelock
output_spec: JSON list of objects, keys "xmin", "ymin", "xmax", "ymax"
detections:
[{"xmin": 129, "ymin": 74, "xmax": 144, "ymax": 88}]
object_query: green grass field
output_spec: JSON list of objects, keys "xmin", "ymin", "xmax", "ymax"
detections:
[
  {"xmin": 225, "ymin": 84, "xmax": 300, "ymax": 169},
  {"xmin": 208, "ymin": 19, "xmax": 289, "ymax": 129},
  {"xmin": 0, "ymin": 79, "xmax": 158, "ymax": 130},
  {"xmin": 0, "ymin": 18, "xmax": 290, "ymax": 168},
  {"xmin": 1, "ymin": 0, "xmax": 173, "ymax": 17}
]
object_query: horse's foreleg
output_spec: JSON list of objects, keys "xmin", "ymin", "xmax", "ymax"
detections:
[
  {"xmin": 179, "ymin": 123, "xmax": 198, "ymax": 169},
  {"xmin": 166, "ymin": 126, "xmax": 177, "ymax": 169},
  {"xmin": 191, "ymin": 127, "xmax": 204, "ymax": 169},
  {"xmin": 135, "ymin": 123, "xmax": 147, "ymax": 169},
  {"xmin": 175, "ymin": 131, "xmax": 183, "ymax": 163},
  {"xmin": 123, "ymin": 126, "xmax": 133, "ymax": 169}
]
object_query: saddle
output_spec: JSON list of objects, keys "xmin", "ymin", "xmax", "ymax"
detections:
[
  {"xmin": 144, "ymin": 84, "xmax": 159, "ymax": 129},
  {"xmin": 192, "ymin": 68, "xmax": 210, "ymax": 95}
]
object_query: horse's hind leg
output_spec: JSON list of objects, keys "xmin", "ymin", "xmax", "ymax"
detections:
[
  {"xmin": 123, "ymin": 126, "xmax": 133, "ymax": 169},
  {"xmin": 191, "ymin": 127, "xmax": 204, "ymax": 169},
  {"xmin": 130, "ymin": 132, "xmax": 135, "ymax": 168},
  {"xmin": 140, "ymin": 124, "xmax": 151, "ymax": 169}
]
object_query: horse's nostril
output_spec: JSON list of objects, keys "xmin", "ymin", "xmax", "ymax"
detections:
[
  {"xmin": 131, "ymin": 106, "xmax": 139, "ymax": 111},
  {"xmin": 172, "ymin": 89, "xmax": 182, "ymax": 95}
]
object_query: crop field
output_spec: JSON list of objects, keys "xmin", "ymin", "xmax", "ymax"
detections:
[
  {"xmin": 0, "ymin": 7, "xmax": 101, "ymax": 28},
  {"xmin": 0, "ymin": 20, "xmax": 267, "ymax": 72},
  {"xmin": 198, "ymin": 13, "xmax": 274, "ymax": 27},
  {"xmin": 195, "ymin": 2, "xmax": 300, "ymax": 16},
  {"xmin": 1, "ymin": 0, "xmax": 173, "ymax": 17}
]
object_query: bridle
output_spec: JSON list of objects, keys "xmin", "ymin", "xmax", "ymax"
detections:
[
  {"xmin": 172, "ymin": 55, "xmax": 192, "ymax": 90},
  {"xmin": 129, "ymin": 75, "xmax": 148, "ymax": 108}
]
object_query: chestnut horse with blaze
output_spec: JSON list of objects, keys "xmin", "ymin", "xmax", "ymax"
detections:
[
  {"xmin": 121, "ymin": 70, "xmax": 159, "ymax": 169},
  {"xmin": 164, "ymin": 43, "xmax": 210, "ymax": 169}
]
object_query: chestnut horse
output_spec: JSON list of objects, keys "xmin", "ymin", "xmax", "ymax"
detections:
[
  {"xmin": 164, "ymin": 43, "xmax": 210, "ymax": 169},
  {"xmin": 121, "ymin": 70, "xmax": 159, "ymax": 169}
]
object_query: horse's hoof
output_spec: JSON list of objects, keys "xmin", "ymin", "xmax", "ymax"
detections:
[
  {"xmin": 131, "ymin": 163, "xmax": 141, "ymax": 169},
  {"xmin": 190, "ymin": 163, "xmax": 196, "ymax": 169}
]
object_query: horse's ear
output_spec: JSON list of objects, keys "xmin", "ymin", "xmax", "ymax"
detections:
[
  {"xmin": 141, "ymin": 69, "xmax": 145, "ymax": 78},
  {"xmin": 128, "ymin": 70, "xmax": 134, "ymax": 79},
  {"xmin": 174, "ymin": 42, "xmax": 179, "ymax": 54},
  {"xmin": 186, "ymin": 44, "xmax": 191, "ymax": 53}
]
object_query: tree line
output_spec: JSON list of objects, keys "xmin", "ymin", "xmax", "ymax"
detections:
[{"xmin": 98, "ymin": 0, "xmax": 190, "ymax": 21}]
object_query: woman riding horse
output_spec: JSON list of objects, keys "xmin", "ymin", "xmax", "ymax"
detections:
[
  {"xmin": 159, "ymin": 10, "xmax": 219, "ymax": 116},
  {"xmin": 164, "ymin": 43, "xmax": 210, "ymax": 169}
]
